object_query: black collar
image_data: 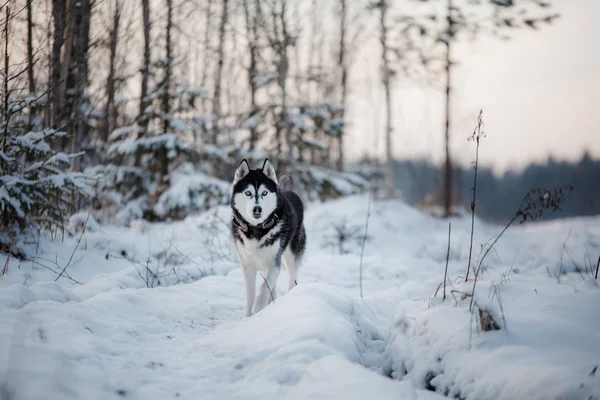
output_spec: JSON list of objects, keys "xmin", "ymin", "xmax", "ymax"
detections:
[{"xmin": 233, "ymin": 211, "xmax": 280, "ymax": 232}]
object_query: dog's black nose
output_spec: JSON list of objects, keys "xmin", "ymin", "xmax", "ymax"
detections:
[{"xmin": 253, "ymin": 206, "xmax": 262, "ymax": 215}]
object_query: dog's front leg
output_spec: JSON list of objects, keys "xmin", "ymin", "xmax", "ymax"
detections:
[
  {"xmin": 241, "ymin": 263, "xmax": 257, "ymax": 317},
  {"xmin": 252, "ymin": 261, "xmax": 281, "ymax": 314}
]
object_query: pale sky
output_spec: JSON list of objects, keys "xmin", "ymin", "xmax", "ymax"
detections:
[{"xmin": 346, "ymin": 1, "xmax": 600, "ymax": 174}]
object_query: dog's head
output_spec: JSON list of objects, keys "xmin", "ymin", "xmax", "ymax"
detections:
[{"xmin": 232, "ymin": 159, "xmax": 278, "ymax": 225}]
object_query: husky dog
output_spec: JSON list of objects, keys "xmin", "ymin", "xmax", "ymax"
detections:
[{"xmin": 231, "ymin": 159, "xmax": 306, "ymax": 317}]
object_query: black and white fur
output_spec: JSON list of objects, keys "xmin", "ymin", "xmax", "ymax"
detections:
[{"xmin": 231, "ymin": 159, "xmax": 306, "ymax": 317}]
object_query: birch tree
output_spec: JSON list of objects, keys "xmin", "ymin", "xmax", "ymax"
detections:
[
  {"xmin": 211, "ymin": 0, "xmax": 228, "ymax": 145},
  {"xmin": 26, "ymin": 0, "xmax": 35, "ymax": 130},
  {"xmin": 242, "ymin": 0, "xmax": 260, "ymax": 151},
  {"xmin": 140, "ymin": 0, "xmax": 151, "ymax": 133},
  {"xmin": 162, "ymin": 0, "xmax": 173, "ymax": 134},
  {"xmin": 336, "ymin": 0, "xmax": 347, "ymax": 171},
  {"xmin": 103, "ymin": 0, "xmax": 122, "ymax": 141},
  {"xmin": 71, "ymin": 0, "xmax": 91, "ymax": 172},
  {"xmin": 200, "ymin": 0, "xmax": 213, "ymax": 114},
  {"xmin": 50, "ymin": 0, "xmax": 66, "ymax": 130},
  {"xmin": 412, "ymin": 0, "xmax": 559, "ymax": 217},
  {"xmin": 370, "ymin": 0, "xmax": 395, "ymax": 198}
]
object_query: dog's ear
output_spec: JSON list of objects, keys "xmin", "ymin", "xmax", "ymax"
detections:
[
  {"xmin": 233, "ymin": 159, "xmax": 250, "ymax": 185},
  {"xmin": 262, "ymin": 158, "xmax": 278, "ymax": 184}
]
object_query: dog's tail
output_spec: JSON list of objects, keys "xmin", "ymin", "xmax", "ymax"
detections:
[{"xmin": 279, "ymin": 175, "xmax": 293, "ymax": 192}]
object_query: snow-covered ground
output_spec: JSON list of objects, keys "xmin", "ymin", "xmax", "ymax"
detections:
[{"xmin": 1, "ymin": 195, "xmax": 599, "ymax": 400}]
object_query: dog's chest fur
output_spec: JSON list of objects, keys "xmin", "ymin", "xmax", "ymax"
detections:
[{"xmin": 234, "ymin": 223, "xmax": 283, "ymax": 268}]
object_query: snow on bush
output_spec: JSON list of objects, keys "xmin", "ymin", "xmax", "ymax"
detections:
[
  {"xmin": 0, "ymin": 127, "xmax": 96, "ymax": 255},
  {"xmin": 107, "ymin": 133, "xmax": 190, "ymax": 160},
  {"xmin": 387, "ymin": 277, "xmax": 600, "ymax": 400},
  {"xmin": 68, "ymin": 211, "xmax": 100, "ymax": 234},
  {"xmin": 298, "ymin": 164, "xmax": 369, "ymax": 202},
  {"xmin": 153, "ymin": 172, "xmax": 230, "ymax": 220}
]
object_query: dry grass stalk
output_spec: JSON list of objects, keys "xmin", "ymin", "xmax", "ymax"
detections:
[
  {"xmin": 478, "ymin": 307, "xmax": 501, "ymax": 332},
  {"xmin": 443, "ymin": 222, "xmax": 451, "ymax": 301},
  {"xmin": 466, "ymin": 110, "xmax": 484, "ymax": 281}
]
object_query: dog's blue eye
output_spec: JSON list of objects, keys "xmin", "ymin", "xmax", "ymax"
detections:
[
  {"xmin": 245, "ymin": 191, "xmax": 252, "ymax": 197},
  {"xmin": 262, "ymin": 190, "xmax": 268, "ymax": 197}
]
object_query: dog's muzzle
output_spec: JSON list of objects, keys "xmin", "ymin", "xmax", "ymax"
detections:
[{"xmin": 252, "ymin": 206, "xmax": 262, "ymax": 219}]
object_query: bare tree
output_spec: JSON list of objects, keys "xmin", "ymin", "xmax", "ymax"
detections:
[
  {"xmin": 307, "ymin": 0, "xmax": 318, "ymax": 103},
  {"xmin": 71, "ymin": 0, "xmax": 92, "ymax": 172},
  {"xmin": 60, "ymin": 0, "xmax": 77, "ymax": 137},
  {"xmin": 376, "ymin": 0, "xmax": 395, "ymax": 198},
  {"xmin": 200, "ymin": 0, "xmax": 213, "ymax": 113},
  {"xmin": 2, "ymin": 5, "xmax": 10, "ymax": 170},
  {"xmin": 414, "ymin": 0, "xmax": 559, "ymax": 217},
  {"xmin": 442, "ymin": 0, "xmax": 453, "ymax": 216},
  {"xmin": 26, "ymin": 0, "xmax": 35, "ymax": 130},
  {"xmin": 103, "ymin": 0, "xmax": 122, "ymax": 141},
  {"xmin": 211, "ymin": 0, "xmax": 228, "ymax": 145},
  {"xmin": 140, "ymin": 0, "xmax": 151, "ymax": 132},
  {"xmin": 242, "ymin": 0, "xmax": 260, "ymax": 151},
  {"xmin": 263, "ymin": 0, "xmax": 293, "ymax": 156},
  {"xmin": 50, "ymin": 0, "xmax": 66, "ymax": 130},
  {"xmin": 162, "ymin": 0, "xmax": 173, "ymax": 134},
  {"xmin": 258, "ymin": 0, "xmax": 306, "ymax": 199},
  {"xmin": 336, "ymin": 0, "xmax": 347, "ymax": 171},
  {"xmin": 308, "ymin": 0, "xmax": 320, "ymax": 165}
]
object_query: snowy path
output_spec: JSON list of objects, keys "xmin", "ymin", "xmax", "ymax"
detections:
[
  {"xmin": 1, "ymin": 268, "xmax": 436, "ymax": 399},
  {"xmin": 2, "ymin": 195, "xmax": 600, "ymax": 399}
]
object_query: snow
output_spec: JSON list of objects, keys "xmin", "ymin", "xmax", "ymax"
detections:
[
  {"xmin": 107, "ymin": 133, "xmax": 189, "ymax": 159},
  {"xmin": 389, "ymin": 276, "xmax": 600, "ymax": 399},
  {"xmin": 299, "ymin": 164, "xmax": 369, "ymax": 201},
  {"xmin": 244, "ymin": 114, "xmax": 259, "ymax": 129},
  {"xmin": 1, "ymin": 195, "xmax": 599, "ymax": 399},
  {"xmin": 69, "ymin": 211, "xmax": 100, "ymax": 234},
  {"xmin": 253, "ymin": 73, "xmax": 276, "ymax": 88},
  {"xmin": 108, "ymin": 125, "xmax": 143, "ymax": 142},
  {"xmin": 153, "ymin": 172, "xmax": 230, "ymax": 219},
  {"xmin": 201, "ymin": 144, "xmax": 230, "ymax": 162}
]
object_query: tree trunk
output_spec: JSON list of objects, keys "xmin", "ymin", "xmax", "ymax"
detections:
[
  {"xmin": 211, "ymin": 0, "xmax": 228, "ymax": 145},
  {"xmin": 71, "ymin": 0, "xmax": 91, "ymax": 172},
  {"xmin": 200, "ymin": 0, "xmax": 213, "ymax": 114},
  {"xmin": 139, "ymin": 0, "xmax": 151, "ymax": 133},
  {"xmin": 308, "ymin": 0, "xmax": 317, "ymax": 103},
  {"xmin": 380, "ymin": 0, "xmax": 394, "ymax": 198},
  {"xmin": 308, "ymin": 0, "xmax": 318, "ymax": 165},
  {"xmin": 243, "ymin": 0, "xmax": 259, "ymax": 151},
  {"xmin": 278, "ymin": 0, "xmax": 305, "ymax": 205},
  {"xmin": 50, "ymin": 0, "xmax": 66, "ymax": 130},
  {"xmin": 104, "ymin": 0, "xmax": 121, "ymax": 142},
  {"xmin": 2, "ymin": 6, "xmax": 10, "ymax": 169},
  {"xmin": 26, "ymin": 0, "xmax": 35, "ymax": 131},
  {"xmin": 337, "ymin": 0, "xmax": 347, "ymax": 172},
  {"xmin": 162, "ymin": 0, "xmax": 173, "ymax": 135},
  {"xmin": 442, "ymin": 0, "xmax": 454, "ymax": 217},
  {"xmin": 60, "ymin": 0, "xmax": 76, "ymax": 142}
]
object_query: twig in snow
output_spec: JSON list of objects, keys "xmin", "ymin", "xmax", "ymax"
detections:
[
  {"xmin": 595, "ymin": 255, "xmax": 599, "ymax": 280},
  {"xmin": 490, "ymin": 283, "xmax": 507, "ymax": 332},
  {"xmin": 469, "ymin": 186, "xmax": 573, "ymax": 312},
  {"xmin": 25, "ymin": 257, "xmax": 82, "ymax": 284},
  {"xmin": 55, "ymin": 211, "xmax": 90, "ymax": 281},
  {"xmin": 359, "ymin": 187, "xmax": 373, "ymax": 298},
  {"xmin": 563, "ymin": 242, "xmax": 585, "ymax": 280},
  {"xmin": 259, "ymin": 271, "xmax": 276, "ymax": 304},
  {"xmin": 0, "ymin": 237, "xmax": 14, "ymax": 276},
  {"xmin": 108, "ymin": 252, "xmax": 159, "ymax": 288},
  {"xmin": 584, "ymin": 243, "xmax": 593, "ymax": 275},
  {"xmin": 443, "ymin": 222, "xmax": 451, "ymax": 301},
  {"xmin": 326, "ymin": 217, "xmax": 363, "ymax": 255},
  {"xmin": 466, "ymin": 110, "xmax": 484, "ymax": 281},
  {"xmin": 1, "ymin": 255, "xmax": 8, "ymax": 277}
]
